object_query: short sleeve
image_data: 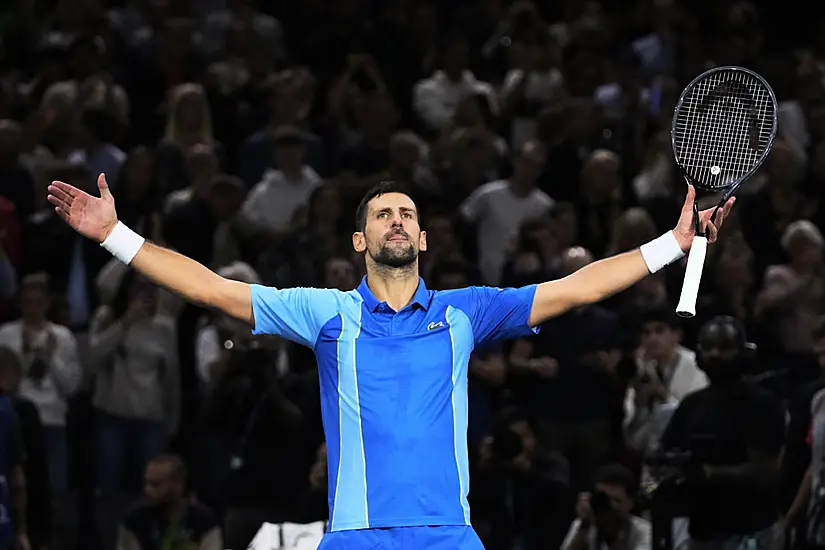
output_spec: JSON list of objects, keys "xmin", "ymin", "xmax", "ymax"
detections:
[
  {"xmin": 459, "ymin": 186, "xmax": 488, "ymax": 223},
  {"xmin": 250, "ymin": 285, "xmax": 342, "ymax": 348},
  {"xmin": 455, "ymin": 285, "xmax": 539, "ymax": 345}
]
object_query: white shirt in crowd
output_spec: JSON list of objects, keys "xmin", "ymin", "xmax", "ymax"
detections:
[
  {"xmin": 562, "ymin": 516, "xmax": 652, "ymax": 550},
  {"xmin": 624, "ymin": 345, "xmax": 707, "ymax": 453},
  {"xmin": 460, "ymin": 179, "xmax": 554, "ymax": 285},
  {"xmin": 88, "ymin": 306, "xmax": 179, "ymax": 434},
  {"xmin": 0, "ymin": 320, "xmax": 82, "ymax": 426},
  {"xmin": 413, "ymin": 70, "xmax": 498, "ymax": 131},
  {"xmin": 240, "ymin": 166, "xmax": 322, "ymax": 234}
]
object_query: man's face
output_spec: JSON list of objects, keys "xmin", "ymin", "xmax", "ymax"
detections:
[
  {"xmin": 640, "ymin": 321, "xmax": 678, "ymax": 362},
  {"xmin": 20, "ymin": 286, "xmax": 50, "ymax": 322},
  {"xmin": 273, "ymin": 141, "xmax": 305, "ymax": 172},
  {"xmin": 512, "ymin": 145, "xmax": 546, "ymax": 184},
  {"xmin": 353, "ymin": 192, "xmax": 427, "ymax": 269},
  {"xmin": 443, "ymin": 41, "xmax": 469, "ymax": 75},
  {"xmin": 593, "ymin": 482, "xmax": 632, "ymax": 535},
  {"xmin": 144, "ymin": 462, "xmax": 181, "ymax": 505}
]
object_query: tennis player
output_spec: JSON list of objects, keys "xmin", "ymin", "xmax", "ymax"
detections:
[{"xmin": 47, "ymin": 175, "xmax": 731, "ymax": 550}]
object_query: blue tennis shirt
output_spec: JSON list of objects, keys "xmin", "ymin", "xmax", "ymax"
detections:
[{"xmin": 250, "ymin": 276, "xmax": 539, "ymax": 531}]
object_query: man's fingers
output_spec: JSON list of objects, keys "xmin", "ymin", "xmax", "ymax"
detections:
[
  {"xmin": 46, "ymin": 194, "xmax": 70, "ymax": 210},
  {"xmin": 682, "ymin": 184, "xmax": 696, "ymax": 213},
  {"xmin": 707, "ymin": 222, "xmax": 719, "ymax": 243},
  {"xmin": 48, "ymin": 185, "xmax": 74, "ymax": 204},
  {"xmin": 50, "ymin": 180, "xmax": 79, "ymax": 198},
  {"xmin": 98, "ymin": 173, "xmax": 112, "ymax": 199}
]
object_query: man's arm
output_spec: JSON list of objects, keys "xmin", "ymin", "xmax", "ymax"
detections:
[
  {"xmin": 46, "ymin": 174, "xmax": 253, "ymax": 325},
  {"xmin": 529, "ymin": 186, "xmax": 734, "ymax": 326},
  {"xmin": 529, "ymin": 248, "xmax": 662, "ymax": 326},
  {"xmin": 131, "ymin": 243, "xmax": 253, "ymax": 324}
]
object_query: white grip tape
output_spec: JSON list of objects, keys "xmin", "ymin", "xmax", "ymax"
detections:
[
  {"xmin": 640, "ymin": 231, "xmax": 684, "ymax": 274},
  {"xmin": 675, "ymin": 235, "xmax": 708, "ymax": 318},
  {"xmin": 100, "ymin": 221, "xmax": 145, "ymax": 265}
]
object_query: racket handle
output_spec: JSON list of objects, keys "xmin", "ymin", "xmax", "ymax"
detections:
[{"xmin": 675, "ymin": 236, "xmax": 708, "ymax": 318}]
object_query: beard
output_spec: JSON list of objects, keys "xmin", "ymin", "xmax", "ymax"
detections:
[{"xmin": 371, "ymin": 241, "xmax": 417, "ymax": 268}]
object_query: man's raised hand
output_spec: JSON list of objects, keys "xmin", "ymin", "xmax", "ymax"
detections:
[{"xmin": 47, "ymin": 173, "xmax": 119, "ymax": 243}]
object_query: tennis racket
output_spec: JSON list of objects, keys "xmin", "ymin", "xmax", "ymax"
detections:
[{"xmin": 672, "ymin": 66, "xmax": 778, "ymax": 318}]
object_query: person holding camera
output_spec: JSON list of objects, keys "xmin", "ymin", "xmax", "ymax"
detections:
[
  {"xmin": 659, "ymin": 316, "xmax": 786, "ymax": 550},
  {"xmin": 200, "ymin": 329, "xmax": 314, "ymax": 550},
  {"xmin": 562, "ymin": 463, "xmax": 651, "ymax": 550},
  {"xmin": 470, "ymin": 406, "xmax": 572, "ymax": 550}
]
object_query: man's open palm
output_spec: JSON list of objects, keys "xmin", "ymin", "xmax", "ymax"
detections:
[{"xmin": 47, "ymin": 173, "xmax": 118, "ymax": 243}]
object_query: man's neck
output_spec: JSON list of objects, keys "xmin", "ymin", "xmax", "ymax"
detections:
[
  {"xmin": 508, "ymin": 178, "xmax": 533, "ymax": 197},
  {"xmin": 366, "ymin": 265, "xmax": 420, "ymax": 311},
  {"xmin": 22, "ymin": 319, "xmax": 46, "ymax": 331},
  {"xmin": 445, "ymin": 70, "xmax": 464, "ymax": 83},
  {"xmin": 281, "ymin": 166, "xmax": 304, "ymax": 182}
]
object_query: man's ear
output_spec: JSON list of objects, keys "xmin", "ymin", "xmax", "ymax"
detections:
[
  {"xmin": 419, "ymin": 230, "xmax": 428, "ymax": 252},
  {"xmin": 352, "ymin": 232, "xmax": 366, "ymax": 253}
]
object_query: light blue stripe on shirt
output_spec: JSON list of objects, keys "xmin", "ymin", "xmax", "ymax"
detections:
[
  {"xmin": 446, "ymin": 306, "xmax": 473, "ymax": 525},
  {"xmin": 331, "ymin": 307, "xmax": 369, "ymax": 531}
]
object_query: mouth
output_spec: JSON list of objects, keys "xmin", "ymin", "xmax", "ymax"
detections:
[{"xmin": 387, "ymin": 234, "xmax": 408, "ymax": 242}]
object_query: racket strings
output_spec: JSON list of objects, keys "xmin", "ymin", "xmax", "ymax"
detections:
[{"xmin": 673, "ymin": 69, "xmax": 775, "ymax": 189}]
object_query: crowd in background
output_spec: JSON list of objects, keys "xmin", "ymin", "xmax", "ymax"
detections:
[{"xmin": 1, "ymin": 0, "xmax": 825, "ymax": 549}]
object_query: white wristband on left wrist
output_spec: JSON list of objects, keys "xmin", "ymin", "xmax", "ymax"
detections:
[{"xmin": 640, "ymin": 231, "xmax": 684, "ymax": 274}]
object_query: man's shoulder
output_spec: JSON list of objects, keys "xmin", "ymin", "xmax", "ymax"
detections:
[
  {"xmin": 253, "ymin": 285, "xmax": 360, "ymax": 311},
  {"xmin": 48, "ymin": 322, "xmax": 76, "ymax": 342}
]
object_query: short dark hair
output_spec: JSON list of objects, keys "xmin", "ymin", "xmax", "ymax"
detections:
[
  {"xmin": 354, "ymin": 180, "xmax": 419, "ymax": 232},
  {"xmin": 593, "ymin": 463, "xmax": 637, "ymax": 497},
  {"xmin": 639, "ymin": 305, "xmax": 679, "ymax": 331}
]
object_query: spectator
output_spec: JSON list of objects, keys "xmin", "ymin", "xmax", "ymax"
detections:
[
  {"xmin": 561, "ymin": 463, "xmax": 651, "ymax": 550},
  {"xmin": 0, "ymin": 362, "xmax": 27, "ymax": 550},
  {"xmin": 624, "ymin": 306, "xmax": 706, "ymax": 454},
  {"xmin": 116, "ymin": 454, "xmax": 222, "ymax": 550},
  {"xmin": 0, "ymin": 273, "xmax": 81, "ymax": 499},
  {"xmin": 237, "ymin": 125, "xmax": 322, "ymax": 247},
  {"xmin": 414, "ymin": 34, "xmax": 497, "ymax": 133},
  {"xmin": 0, "ymin": 346, "xmax": 50, "ymax": 550},
  {"xmin": 88, "ymin": 271, "xmax": 179, "ymax": 498},
  {"xmin": 460, "ymin": 140, "xmax": 554, "ymax": 285}
]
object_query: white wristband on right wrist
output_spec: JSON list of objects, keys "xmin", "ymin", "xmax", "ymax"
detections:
[
  {"xmin": 100, "ymin": 221, "xmax": 145, "ymax": 265},
  {"xmin": 640, "ymin": 231, "xmax": 684, "ymax": 274}
]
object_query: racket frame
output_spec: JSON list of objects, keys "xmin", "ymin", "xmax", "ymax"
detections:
[{"xmin": 670, "ymin": 65, "xmax": 778, "ymax": 317}]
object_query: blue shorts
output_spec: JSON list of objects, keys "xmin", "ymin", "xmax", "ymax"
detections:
[{"xmin": 317, "ymin": 525, "xmax": 484, "ymax": 550}]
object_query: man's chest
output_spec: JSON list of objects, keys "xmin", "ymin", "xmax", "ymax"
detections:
[{"xmin": 313, "ymin": 307, "xmax": 475, "ymax": 388}]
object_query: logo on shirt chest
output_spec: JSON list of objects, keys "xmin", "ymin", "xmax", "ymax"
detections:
[{"xmin": 427, "ymin": 321, "xmax": 445, "ymax": 331}]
